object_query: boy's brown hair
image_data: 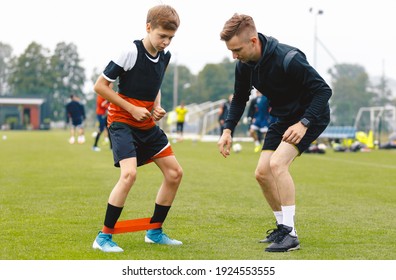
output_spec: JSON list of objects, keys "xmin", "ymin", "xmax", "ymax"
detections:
[
  {"xmin": 220, "ymin": 13, "xmax": 257, "ymax": 42},
  {"xmin": 147, "ymin": 5, "xmax": 180, "ymax": 31}
]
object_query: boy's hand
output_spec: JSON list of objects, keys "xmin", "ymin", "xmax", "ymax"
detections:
[
  {"xmin": 130, "ymin": 106, "xmax": 152, "ymax": 122},
  {"xmin": 151, "ymin": 107, "xmax": 167, "ymax": 121}
]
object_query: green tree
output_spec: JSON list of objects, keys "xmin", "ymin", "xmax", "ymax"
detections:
[
  {"xmin": 328, "ymin": 63, "xmax": 374, "ymax": 126},
  {"xmin": 161, "ymin": 63, "xmax": 195, "ymax": 111},
  {"xmin": 50, "ymin": 42, "xmax": 86, "ymax": 120},
  {"xmin": 7, "ymin": 42, "xmax": 53, "ymax": 97},
  {"xmin": 161, "ymin": 57, "xmax": 236, "ymax": 110},
  {"xmin": 0, "ymin": 42, "xmax": 13, "ymax": 95},
  {"xmin": 371, "ymin": 74, "xmax": 393, "ymax": 106},
  {"xmin": 84, "ymin": 67, "xmax": 107, "ymax": 114},
  {"xmin": 191, "ymin": 57, "xmax": 235, "ymax": 104}
]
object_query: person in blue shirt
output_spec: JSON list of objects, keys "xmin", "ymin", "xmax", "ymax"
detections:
[
  {"xmin": 218, "ymin": 94, "xmax": 234, "ymax": 137},
  {"xmin": 247, "ymin": 89, "xmax": 277, "ymax": 152},
  {"xmin": 65, "ymin": 94, "xmax": 86, "ymax": 144}
]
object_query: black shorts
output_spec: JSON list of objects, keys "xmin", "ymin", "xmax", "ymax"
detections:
[
  {"xmin": 263, "ymin": 120, "xmax": 329, "ymax": 154},
  {"xmin": 109, "ymin": 122, "xmax": 170, "ymax": 167},
  {"xmin": 71, "ymin": 118, "xmax": 84, "ymax": 128},
  {"xmin": 176, "ymin": 121, "xmax": 184, "ymax": 132}
]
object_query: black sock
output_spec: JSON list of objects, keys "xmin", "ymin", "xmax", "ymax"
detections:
[
  {"xmin": 104, "ymin": 203, "xmax": 123, "ymax": 229},
  {"xmin": 93, "ymin": 132, "xmax": 101, "ymax": 147},
  {"xmin": 150, "ymin": 203, "xmax": 171, "ymax": 224}
]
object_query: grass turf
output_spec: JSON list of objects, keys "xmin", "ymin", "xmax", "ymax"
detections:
[{"xmin": 0, "ymin": 130, "xmax": 395, "ymax": 260}]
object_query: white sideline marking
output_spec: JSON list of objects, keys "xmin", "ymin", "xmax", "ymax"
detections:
[{"xmin": 307, "ymin": 155, "xmax": 396, "ymax": 170}]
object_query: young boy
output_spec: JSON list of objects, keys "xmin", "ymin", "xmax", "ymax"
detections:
[{"xmin": 92, "ymin": 4, "xmax": 182, "ymax": 253}]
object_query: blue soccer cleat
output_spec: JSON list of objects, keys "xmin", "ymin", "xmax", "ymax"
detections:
[
  {"xmin": 145, "ymin": 228, "xmax": 183, "ymax": 245},
  {"xmin": 93, "ymin": 231, "xmax": 123, "ymax": 252}
]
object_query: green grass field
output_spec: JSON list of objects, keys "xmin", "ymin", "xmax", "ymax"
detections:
[{"xmin": 0, "ymin": 130, "xmax": 395, "ymax": 260}]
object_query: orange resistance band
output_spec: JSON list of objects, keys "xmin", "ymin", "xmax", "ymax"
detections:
[{"xmin": 112, "ymin": 217, "xmax": 162, "ymax": 234}]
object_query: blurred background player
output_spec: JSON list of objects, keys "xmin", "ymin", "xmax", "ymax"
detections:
[
  {"xmin": 218, "ymin": 94, "xmax": 233, "ymax": 137},
  {"xmin": 248, "ymin": 89, "xmax": 276, "ymax": 152},
  {"xmin": 92, "ymin": 86, "xmax": 111, "ymax": 151},
  {"xmin": 65, "ymin": 94, "xmax": 86, "ymax": 144},
  {"xmin": 175, "ymin": 101, "xmax": 188, "ymax": 140}
]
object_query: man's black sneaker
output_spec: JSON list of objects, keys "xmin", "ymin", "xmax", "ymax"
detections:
[
  {"xmin": 265, "ymin": 224, "xmax": 300, "ymax": 252},
  {"xmin": 259, "ymin": 224, "xmax": 281, "ymax": 243}
]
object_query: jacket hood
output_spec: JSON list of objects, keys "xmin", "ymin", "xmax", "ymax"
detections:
[{"xmin": 256, "ymin": 33, "xmax": 278, "ymax": 67}]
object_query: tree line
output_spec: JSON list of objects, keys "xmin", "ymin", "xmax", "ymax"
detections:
[{"xmin": 0, "ymin": 41, "xmax": 394, "ymax": 129}]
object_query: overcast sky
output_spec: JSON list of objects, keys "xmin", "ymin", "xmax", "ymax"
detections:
[{"xmin": 1, "ymin": 0, "xmax": 395, "ymax": 84}]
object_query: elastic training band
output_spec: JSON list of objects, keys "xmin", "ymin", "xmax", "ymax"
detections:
[{"xmin": 112, "ymin": 217, "xmax": 162, "ymax": 234}]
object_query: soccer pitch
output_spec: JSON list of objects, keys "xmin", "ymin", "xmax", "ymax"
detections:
[{"xmin": 0, "ymin": 130, "xmax": 395, "ymax": 260}]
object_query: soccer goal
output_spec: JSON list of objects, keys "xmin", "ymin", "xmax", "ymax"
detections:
[{"xmin": 354, "ymin": 105, "xmax": 396, "ymax": 144}]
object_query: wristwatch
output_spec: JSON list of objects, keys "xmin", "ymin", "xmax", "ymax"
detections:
[{"xmin": 300, "ymin": 118, "xmax": 310, "ymax": 128}]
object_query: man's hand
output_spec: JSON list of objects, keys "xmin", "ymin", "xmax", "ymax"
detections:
[
  {"xmin": 151, "ymin": 106, "xmax": 167, "ymax": 121},
  {"xmin": 282, "ymin": 122, "xmax": 308, "ymax": 145},
  {"xmin": 217, "ymin": 129, "xmax": 233, "ymax": 158}
]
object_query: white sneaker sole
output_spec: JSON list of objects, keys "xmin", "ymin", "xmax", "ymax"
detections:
[
  {"xmin": 92, "ymin": 240, "xmax": 124, "ymax": 252},
  {"xmin": 144, "ymin": 236, "xmax": 155, "ymax": 244},
  {"xmin": 144, "ymin": 235, "xmax": 183, "ymax": 246}
]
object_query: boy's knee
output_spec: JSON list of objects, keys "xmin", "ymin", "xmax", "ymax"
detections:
[
  {"xmin": 168, "ymin": 166, "xmax": 183, "ymax": 184},
  {"xmin": 174, "ymin": 166, "xmax": 183, "ymax": 181},
  {"xmin": 121, "ymin": 170, "xmax": 137, "ymax": 185}
]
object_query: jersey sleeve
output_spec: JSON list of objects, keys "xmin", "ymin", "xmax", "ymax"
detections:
[
  {"xmin": 102, "ymin": 43, "xmax": 138, "ymax": 82},
  {"xmin": 286, "ymin": 52, "xmax": 332, "ymax": 123}
]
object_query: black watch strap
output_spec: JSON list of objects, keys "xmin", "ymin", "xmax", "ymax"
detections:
[{"xmin": 300, "ymin": 118, "xmax": 310, "ymax": 128}]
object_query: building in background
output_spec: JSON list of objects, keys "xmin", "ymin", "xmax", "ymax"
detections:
[{"xmin": 0, "ymin": 97, "xmax": 47, "ymax": 130}]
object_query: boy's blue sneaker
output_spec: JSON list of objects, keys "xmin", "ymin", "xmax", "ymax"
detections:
[
  {"xmin": 145, "ymin": 228, "xmax": 182, "ymax": 245},
  {"xmin": 93, "ymin": 231, "xmax": 123, "ymax": 252}
]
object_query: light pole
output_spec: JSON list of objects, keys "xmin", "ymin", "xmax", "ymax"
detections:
[
  {"xmin": 173, "ymin": 57, "xmax": 178, "ymax": 109},
  {"xmin": 309, "ymin": 8, "xmax": 323, "ymax": 68}
]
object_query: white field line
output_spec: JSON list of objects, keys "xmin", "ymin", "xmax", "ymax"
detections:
[{"xmin": 307, "ymin": 155, "xmax": 396, "ymax": 170}]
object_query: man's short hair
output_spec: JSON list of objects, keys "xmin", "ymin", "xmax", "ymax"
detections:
[{"xmin": 220, "ymin": 13, "xmax": 257, "ymax": 42}]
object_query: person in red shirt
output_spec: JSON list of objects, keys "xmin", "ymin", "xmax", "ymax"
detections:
[{"xmin": 92, "ymin": 91, "xmax": 111, "ymax": 151}]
